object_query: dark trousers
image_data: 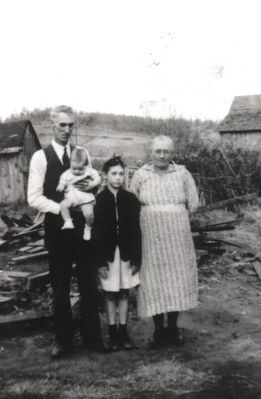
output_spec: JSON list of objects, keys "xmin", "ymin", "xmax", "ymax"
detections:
[{"xmin": 45, "ymin": 223, "xmax": 102, "ymax": 348}]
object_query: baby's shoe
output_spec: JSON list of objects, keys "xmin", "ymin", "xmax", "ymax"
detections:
[
  {"xmin": 62, "ymin": 219, "xmax": 74, "ymax": 229},
  {"xmin": 83, "ymin": 226, "xmax": 91, "ymax": 241}
]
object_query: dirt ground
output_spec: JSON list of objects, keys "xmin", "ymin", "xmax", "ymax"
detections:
[{"xmin": 1, "ymin": 206, "xmax": 261, "ymax": 398}]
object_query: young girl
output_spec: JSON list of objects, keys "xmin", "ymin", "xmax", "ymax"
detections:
[
  {"xmin": 93, "ymin": 156, "xmax": 141, "ymax": 351},
  {"xmin": 57, "ymin": 146, "xmax": 101, "ymax": 240}
]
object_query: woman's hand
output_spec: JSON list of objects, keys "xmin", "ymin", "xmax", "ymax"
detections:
[
  {"xmin": 99, "ymin": 266, "xmax": 109, "ymax": 279},
  {"xmin": 130, "ymin": 264, "xmax": 140, "ymax": 275}
]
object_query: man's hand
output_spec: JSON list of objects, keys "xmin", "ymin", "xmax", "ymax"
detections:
[
  {"xmin": 99, "ymin": 266, "xmax": 109, "ymax": 279},
  {"xmin": 130, "ymin": 264, "xmax": 140, "ymax": 275},
  {"xmin": 73, "ymin": 180, "xmax": 90, "ymax": 192}
]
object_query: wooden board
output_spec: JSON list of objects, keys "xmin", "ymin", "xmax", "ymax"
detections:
[
  {"xmin": 12, "ymin": 251, "xmax": 48, "ymax": 264},
  {"xmin": 26, "ymin": 271, "xmax": 50, "ymax": 291},
  {"xmin": 0, "ymin": 298, "xmax": 79, "ymax": 338},
  {"xmin": 251, "ymin": 261, "xmax": 261, "ymax": 280},
  {"xmin": 0, "ymin": 270, "xmax": 30, "ymax": 280},
  {"xmin": 0, "ymin": 311, "xmax": 52, "ymax": 338}
]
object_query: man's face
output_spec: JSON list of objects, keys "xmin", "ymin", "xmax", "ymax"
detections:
[
  {"xmin": 151, "ymin": 139, "xmax": 174, "ymax": 170},
  {"xmin": 53, "ymin": 112, "xmax": 74, "ymax": 146}
]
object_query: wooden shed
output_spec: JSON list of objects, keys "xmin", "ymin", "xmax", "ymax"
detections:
[
  {"xmin": 0, "ymin": 120, "xmax": 41, "ymax": 204},
  {"xmin": 218, "ymin": 95, "xmax": 261, "ymax": 151}
]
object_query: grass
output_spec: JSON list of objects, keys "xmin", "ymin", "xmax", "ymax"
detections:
[
  {"xmin": 4, "ymin": 358, "xmax": 216, "ymax": 399},
  {"xmin": 0, "ymin": 316, "xmax": 218, "ymax": 399}
]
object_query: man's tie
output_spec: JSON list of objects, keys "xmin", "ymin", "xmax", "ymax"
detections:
[{"xmin": 62, "ymin": 147, "xmax": 70, "ymax": 169}]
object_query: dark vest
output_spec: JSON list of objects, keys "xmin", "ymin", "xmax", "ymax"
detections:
[
  {"xmin": 43, "ymin": 144, "xmax": 69, "ymax": 203},
  {"xmin": 43, "ymin": 144, "xmax": 85, "ymax": 234}
]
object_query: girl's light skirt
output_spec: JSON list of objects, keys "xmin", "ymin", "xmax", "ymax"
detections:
[{"xmin": 100, "ymin": 247, "xmax": 140, "ymax": 292}]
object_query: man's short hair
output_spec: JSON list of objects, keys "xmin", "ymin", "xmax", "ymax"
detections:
[{"xmin": 50, "ymin": 105, "xmax": 74, "ymax": 124}]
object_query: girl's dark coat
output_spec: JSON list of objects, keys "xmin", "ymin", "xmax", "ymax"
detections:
[{"xmin": 93, "ymin": 187, "xmax": 142, "ymax": 269}]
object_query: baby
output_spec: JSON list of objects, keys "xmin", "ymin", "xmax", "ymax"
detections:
[{"xmin": 57, "ymin": 146, "xmax": 101, "ymax": 240}]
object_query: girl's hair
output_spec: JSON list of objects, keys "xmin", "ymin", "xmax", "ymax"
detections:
[
  {"xmin": 71, "ymin": 147, "xmax": 89, "ymax": 166},
  {"xmin": 102, "ymin": 156, "xmax": 125, "ymax": 173}
]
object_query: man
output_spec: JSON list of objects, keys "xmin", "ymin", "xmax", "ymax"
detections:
[
  {"xmin": 28, "ymin": 105, "xmax": 103, "ymax": 358},
  {"xmin": 131, "ymin": 135, "xmax": 199, "ymax": 347}
]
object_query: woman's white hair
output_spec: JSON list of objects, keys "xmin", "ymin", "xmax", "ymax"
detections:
[
  {"xmin": 50, "ymin": 105, "xmax": 74, "ymax": 124},
  {"xmin": 151, "ymin": 135, "xmax": 174, "ymax": 150}
]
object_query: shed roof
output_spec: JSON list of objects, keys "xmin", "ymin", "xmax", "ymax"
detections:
[
  {"xmin": 218, "ymin": 95, "xmax": 261, "ymax": 133},
  {"xmin": 0, "ymin": 120, "xmax": 41, "ymax": 153}
]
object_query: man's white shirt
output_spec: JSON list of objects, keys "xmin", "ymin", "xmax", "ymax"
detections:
[{"xmin": 27, "ymin": 140, "xmax": 71, "ymax": 214}]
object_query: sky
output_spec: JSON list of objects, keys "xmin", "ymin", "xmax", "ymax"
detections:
[{"xmin": 0, "ymin": 0, "xmax": 261, "ymax": 121}]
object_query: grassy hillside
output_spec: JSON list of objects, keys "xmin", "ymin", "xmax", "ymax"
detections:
[
  {"xmin": 5, "ymin": 108, "xmax": 220, "ymax": 168},
  {"xmin": 7, "ymin": 108, "xmax": 261, "ymax": 203}
]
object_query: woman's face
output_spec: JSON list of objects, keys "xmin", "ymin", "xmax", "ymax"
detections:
[
  {"xmin": 106, "ymin": 165, "xmax": 125, "ymax": 189},
  {"xmin": 151, "ymin": 139, "xmax": 174, "ymax": 170}
]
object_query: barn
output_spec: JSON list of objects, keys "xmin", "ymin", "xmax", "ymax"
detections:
[
  {"xmin": 0, "ymin": 120, "xmax": 41, "ymax": 204},
  {"xmin": 218, "ymin": 94, "xmax": 261, "ymax": 151}
]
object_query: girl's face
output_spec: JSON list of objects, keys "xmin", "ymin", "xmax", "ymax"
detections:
[
  {"xmin": 71, "ymin": 160, "xmax": 86, "ymax": 176},
  {"xmin": 106, "ymin": 165, "xmax": 125, "ymax": 189}
]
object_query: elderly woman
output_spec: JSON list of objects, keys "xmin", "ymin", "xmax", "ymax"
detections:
[{"xmin": 130, "ymin": 135, "xmax": 199, "ymax": 347}]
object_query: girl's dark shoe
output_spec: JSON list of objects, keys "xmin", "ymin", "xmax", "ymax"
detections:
[
  {"xmin": 107, "ymin": 324, "xmax": 119, "ymax": 351},
  {"xmin": 118, "ymin": 324, "xmax": 134, "ymax": 350},
  {"xmin": 50, "ymin": 342, "xmax": 72, "ymax": 359},
  {"xmin": 167, "ymin": 328, "xmax": 184, "ymax": 346},
  {"xmin": 150, "ymin": 328, "xmax": 168, "ymax": 349}
]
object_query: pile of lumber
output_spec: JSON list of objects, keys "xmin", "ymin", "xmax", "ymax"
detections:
[
  {"xmin": 192, "ymin": 213, "xmax": 244, "ymax": 256},
  {"xmin": 0, "ymin": 213, "xmax": 49, "ymax": 317},
  {"xmin": 0, "ymin": 213, "xmax": 47, "ymax": 264},
  {"xmin": 0, "ymin": 213, "xmax": 80, "ymax": 336},
  {"xmin": 191, "ymin": 192, "xmax": 259, "ymax": 256}
]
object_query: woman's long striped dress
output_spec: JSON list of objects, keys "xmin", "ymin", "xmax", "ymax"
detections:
[{"xmin": 130, "ymin": 162, "xmax": 199, "ymax": 318}]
